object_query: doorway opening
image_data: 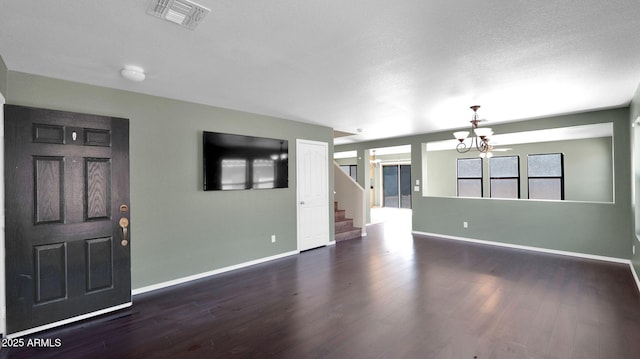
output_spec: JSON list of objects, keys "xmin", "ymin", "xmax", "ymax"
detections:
[{"xmin": 368, "ymin": 145, "xmax": 412, "ymax": 230}]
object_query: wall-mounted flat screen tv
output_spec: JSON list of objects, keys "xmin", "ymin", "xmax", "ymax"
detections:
[{"xmin": 203, "ymin": 131, "xmax": 289, "ymax": 191}]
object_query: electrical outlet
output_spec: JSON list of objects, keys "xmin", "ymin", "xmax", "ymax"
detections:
[
  {"xmin": 463, "ymin": 221, "xmax": 468, "ymax": 228},
  {"xmin": 271, "ymin": 234, "xmax": 276, "ymax": 243},
  {"xmin": 634, "ymin": 245, "xmax": 636, "ymax": 255}
]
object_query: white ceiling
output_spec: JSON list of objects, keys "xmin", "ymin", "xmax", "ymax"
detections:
[{"xmin": 1, "ymin": 0, "xmax": 639, "ymax": 145}]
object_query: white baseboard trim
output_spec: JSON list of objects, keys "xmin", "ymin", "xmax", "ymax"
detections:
[
  {"xmin": 631, "ymin": 262, "xmax": 640, "ymax": 294},
  {"xmin": 6, "ymin": 302, "xmax": 132, "ymax": 338},
  {"xmin": 412, "ymin": 231, "xmax": 630, "ymax": 265},
  {"xmin": 132, "ymin": 250, "xmax": 299, "ymax": 296}
]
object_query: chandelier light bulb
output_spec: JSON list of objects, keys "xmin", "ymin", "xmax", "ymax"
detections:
[
  {"xmin": 474, "ymin": 127, "xmax": 493, "ymax": 138},
  {"xmin": 453, "ymin": 131, "xmax": 470, "ymax": 141}
]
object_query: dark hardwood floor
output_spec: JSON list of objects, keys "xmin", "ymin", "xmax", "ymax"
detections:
[{"xmin": 3, "ymin": 217, "xmax": 640, "ymax": 358}]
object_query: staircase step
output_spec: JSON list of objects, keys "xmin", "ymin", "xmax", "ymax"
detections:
[
  {"xmin": 335, "ymin": 217, "xmax": 354, "ymax": 232},
  {"xmin": 334, "ymin": 201, "xmax": 361, "ymax": 242},
  {"xmin": 335, "ymin": 227, "xmax": 362, "ymax": 242}
]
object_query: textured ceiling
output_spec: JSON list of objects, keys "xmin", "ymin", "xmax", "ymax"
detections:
[{"xmin": 1, "ymin": 0, "xmax": 639, "ymax": 144}]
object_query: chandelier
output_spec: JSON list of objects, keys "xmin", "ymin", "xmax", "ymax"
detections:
[{"xmin": 453, "ymin": 105, "xmax": 493, "ymax": 155}]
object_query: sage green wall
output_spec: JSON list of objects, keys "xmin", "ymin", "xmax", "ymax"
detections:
[
  {"xmin": 425, "ymin": 136, "xmax": 613, "ymax": 202},
  {"xmin": 631, "ymin": 83, "xmax": 640, "ymax": 277},
  {"xmin": 337, "ymin": 108, "xmax": 632, "ymax": 259},
  {"xmin": 6, "ymin": 71, "xmax": 334, "ymax": 289},
  {"xmin": 0, "ymin": 55, "xmax": 7, "ymax": 98},
  {"xmin": 375, "ymin": 153, "xmax": 411, "ymax": 163}
]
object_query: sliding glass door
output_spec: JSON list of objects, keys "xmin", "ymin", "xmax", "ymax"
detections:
[{"xmin": 382, "ymin": 164, "xmax": 411, "ymax": 208}]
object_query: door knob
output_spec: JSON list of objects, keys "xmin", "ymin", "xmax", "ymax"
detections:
[
  {"xmin": 119, "ymin": 217, "xmax": 129, "ymax": 246},
  {"xmin": 300, "ymin": 201, "xmax": 305, "ymax": 205}
]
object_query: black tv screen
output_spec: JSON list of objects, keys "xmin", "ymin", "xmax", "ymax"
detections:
[{"xmin": 203, "ymin": 131, "xmax": 288, "ymax": 191}]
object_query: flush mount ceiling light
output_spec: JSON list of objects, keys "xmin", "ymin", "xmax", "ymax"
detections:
[
  {"xmin": 146, "ymin": 0, "xmax": 210, "ymax": 30},
  {"xmin": 453, "ymin": 106, "xmax": 494, "ymax": 156},
  {"xmin": 120, "ymin": 65, "xmax": 146, "ymax": 82}
]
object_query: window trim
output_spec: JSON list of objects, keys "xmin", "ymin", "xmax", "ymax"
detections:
[
  {"xmin": 489, "ymin": 155, "xmax": 520, "ymax": 199},
  {"xmin": 457, "ymin": 157, "xmax": 483, "ymax": 198},
  {"xmin": 527, "ymin": 153, "xmax": 565, "ymax": 200}
]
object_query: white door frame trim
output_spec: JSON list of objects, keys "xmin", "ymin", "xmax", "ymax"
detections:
[{"xmin": 1, "ymin": 92, "xmax": 6, "ymax": 337}]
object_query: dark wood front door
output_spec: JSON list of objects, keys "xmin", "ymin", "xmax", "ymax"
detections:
[{"xmin": 4, "ymin": 105, "xmax": 131, "ymax": 335}]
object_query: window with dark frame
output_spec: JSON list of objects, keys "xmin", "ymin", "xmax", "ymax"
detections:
[
  {"xmin": 527, "ymin": 153, "xmax": 564, "ymax": 200},
  {"xmin": 339, "ymin": 165, "xmax": 357, "ymax": 181},
  {"xmin": 489, "ymin": 155, "xmax": 520, "ymax": 199},
  {"xmin": 457, "ymin": 158, "xmax": 483, "ymax": 197}
]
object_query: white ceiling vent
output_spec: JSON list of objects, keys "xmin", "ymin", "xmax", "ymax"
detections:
[{"xmin": 146, "ymin": 0, "xmax": 210, "ymax": 30}]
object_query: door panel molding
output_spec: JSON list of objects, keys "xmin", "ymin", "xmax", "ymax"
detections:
[
  {"xmin": 85, "ymin": 158, "xmax": 112, "ymax": 221},
  {"xmin": 34, "ymin": 156, "xmax": 66, "ymax": 224},
  {"xmin": 33, "ymin": 242, "xmax": 68, "ymax": 303},
  {"xmin": 86, "ymin": 237, "xmax": 114, "ymax": 292}
]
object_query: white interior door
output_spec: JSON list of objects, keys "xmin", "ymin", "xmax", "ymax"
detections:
[{"xmin": 297, "ymin": 139, "xmax": 329, "ymax": 251}]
